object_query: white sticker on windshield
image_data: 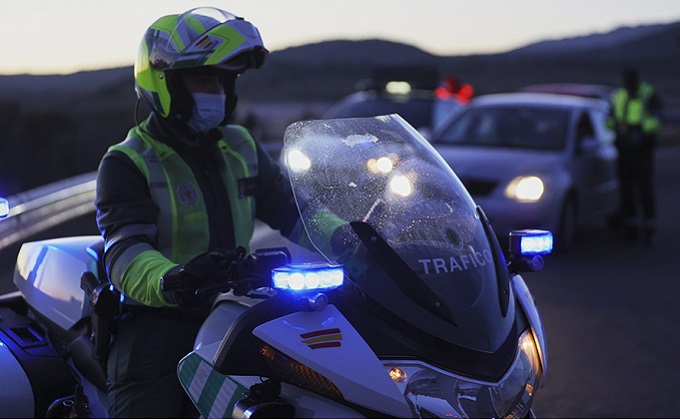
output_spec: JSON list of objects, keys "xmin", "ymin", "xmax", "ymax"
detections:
[
  {"xmin": 342, "ymin": 134, "xmax": 378, "ymax": 146},
  {"xmin": 418, "ymin": 247, "xmax": 494, "ymax": 274}
]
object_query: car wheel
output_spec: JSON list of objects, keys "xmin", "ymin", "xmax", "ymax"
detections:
[{"xmin": 557, "ymin": 196, "xmax": 577, "ymax": 251}]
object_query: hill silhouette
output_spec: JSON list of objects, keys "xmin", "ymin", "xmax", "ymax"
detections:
[{"xmin": 0, "ymin": 21, "xmax": 679, "ymax": 196}]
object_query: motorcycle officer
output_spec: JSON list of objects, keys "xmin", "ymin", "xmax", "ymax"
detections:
[{"xmin": 95, "ymin": 8, "xmax": 320, "ymax": 418}]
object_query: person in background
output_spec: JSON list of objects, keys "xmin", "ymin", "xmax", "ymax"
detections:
[
  {"xmin": 608, "ymin": 68, "xmax": 662, "ymax": 246},
  {"xmin": 94, "ymin": 7, "xmax": 320, "ymax": 417}
]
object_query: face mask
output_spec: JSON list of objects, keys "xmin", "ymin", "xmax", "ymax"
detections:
[{"xmin": 187, "ymin": 92, "xmax": 226, "ymax": 134}]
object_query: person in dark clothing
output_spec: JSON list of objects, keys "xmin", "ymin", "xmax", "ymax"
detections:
[
  {"xmin": 608, "ymin": 68, "xmax": 662, "ymax": 246},
  {"xmin": 94, "ymin": 7, "xmax": 312, "ymax": 417}
]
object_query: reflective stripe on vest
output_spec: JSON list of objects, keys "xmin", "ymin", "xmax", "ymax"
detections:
[
  {"xmin": 612, "ymin": 83, "xmax": 660, "ymax": 134},
  {"xmin": 108, "ymin": 123, "xmax": 259, "ymax": 265}
]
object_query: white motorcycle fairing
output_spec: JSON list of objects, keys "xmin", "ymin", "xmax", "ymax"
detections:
[
  {"xmin": 0, "ymin": 338, "xmax": 35, "ymax": 417},
  {"xmin": 13, "ymin": 235, "xmax": 101, "ymax": 331},
  {"xmin": 178, "ymin": 304, "xmax": 412, "ymax": 418},
  {"xmin": 253, "ymin": 304, "xmax": 412, "ymax": 417}
]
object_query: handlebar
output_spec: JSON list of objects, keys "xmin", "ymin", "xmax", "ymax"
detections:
[
  {"xmin": 229, "ymin": 247, "xmax": 291, "ymax": 295},
  {"xmin": 161, "ymin": 247, "xmax": 291, "ymax": 297}
]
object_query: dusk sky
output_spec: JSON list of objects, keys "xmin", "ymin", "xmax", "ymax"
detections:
[{"xmin": 4, "ymin": 0, "xmax": 680, "ymax": 75}]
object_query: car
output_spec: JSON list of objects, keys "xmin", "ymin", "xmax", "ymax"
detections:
[
  {"xmin": 429, "ymin": 92, "xmax": 620, "ymax": 250},
  {"xmin": 520, "ymin": 83, "xmax": 615, "ymax": 103},
  {"xmin": 323, "ymin": 67, "xmax": 466, "ymax": 136}
]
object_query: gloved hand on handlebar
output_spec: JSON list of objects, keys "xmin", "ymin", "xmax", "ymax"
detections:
[{"xmin": 161, "ymin": 247, "xmax": 246, "ymax": 310}]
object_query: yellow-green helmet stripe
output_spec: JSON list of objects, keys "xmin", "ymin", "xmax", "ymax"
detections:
[
  {"xmin": 135, "ymin": 42, "xmax": 171, "ymax": 117},
  {"xmin": 184, "ymin": 14, "xmax": 208, "ymax": 36},
  {"xmin": 204, "ymin": 25, "xmax": 246, "ymax": 65},
  {"xmin": 151, "ymin": 15, "xmax": 185, "ymax": 52}
]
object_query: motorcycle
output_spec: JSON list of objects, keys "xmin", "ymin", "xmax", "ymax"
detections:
[{"xmin": 0, "ymin": 114, "xmax": 552, "ymax": 418}]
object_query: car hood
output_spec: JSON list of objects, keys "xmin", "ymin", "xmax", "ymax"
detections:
[{"xmin": 434, "ymin": 146, "xmax": 564, "ymax": 181}]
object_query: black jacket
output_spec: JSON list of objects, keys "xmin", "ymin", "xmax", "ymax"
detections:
[{"xmin": 95, "ymin": 114, "xmax": 301, "ymax": 286}]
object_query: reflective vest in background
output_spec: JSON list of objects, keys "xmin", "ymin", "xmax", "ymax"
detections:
[
  {"xmin": 609, "ymin": 82, "xmax": 661, "ymax": 135},
  {"xmin": 105, "ymin": 123, "xmax": 259, "ymax": 306}
]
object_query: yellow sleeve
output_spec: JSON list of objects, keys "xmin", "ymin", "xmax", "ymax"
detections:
[{"xmin": 120, "ymin": 249, "xmax": 178, "ymax": 307}]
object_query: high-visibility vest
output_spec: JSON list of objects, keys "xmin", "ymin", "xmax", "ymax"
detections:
[
  {"xmin": 610, "ymin": 82, "xmax": 661, "ymax": 135},
  {"xmin": 105, "ymin": 123, "xmax": 259, "ymax": 306}
]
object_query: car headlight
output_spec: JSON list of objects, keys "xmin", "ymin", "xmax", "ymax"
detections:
[
  {"xmin": 384, "ymin": 330, "xmax": 543, "ymax": 418},
  {"xmin": 504, "ymin": 176, "xmax": 544, "ymax": 202}
]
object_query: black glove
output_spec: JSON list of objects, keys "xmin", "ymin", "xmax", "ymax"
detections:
[
  {"xmin": 181, "ymin": 248, "xmax": 243, "ymax": 284},
  {"xmin": 161, "ymin": 247, "xmax": 245, "ymax": 310},
  {"xmin": 231, "ymin": 248, "xmax": 291, "ymax": 296}
]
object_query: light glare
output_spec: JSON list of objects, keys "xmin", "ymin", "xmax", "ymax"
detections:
[
  {"xmin": 367, "ymin": 156, "xmax": 394, "ymax": 174},
  {"xmin": 389, "ymin": 367, "xmax": 408, "ymax": 383},
  {"xmin": 386, "ymin": 81, "xmax": 412, "ymax": 95},
  {"xmin": 288, "ymin": 272, "xmax": 305, "ymax": 290},
  {"xmin": 520, "ymin": 232, "xmax": 553, "ymax": 255},
  {"xmin": 506, "ymin": 176, "xmax": 544, "ymax": 201},
  {"xmin": 272, "ymin": 264, "xmax": 344, "ymax": 292},
  {"xmin": 389, "ymin": 174, "xmax": 413, "ymax": 197},
  {"xmin": 305, "ymin": 272, "xmax": 320, "ymax": 289},
  {"xmin": 286, "ymin": 149, "xmax": 312, "ymax": 173}
]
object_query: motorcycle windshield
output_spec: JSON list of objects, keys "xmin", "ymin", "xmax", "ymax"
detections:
[{"xmin": 283, "ymin": 115, "xmax": 513, "ymax": 352}]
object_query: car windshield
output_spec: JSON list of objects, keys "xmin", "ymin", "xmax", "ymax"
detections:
[{"xmin": 435, "ymin": 105, "xmax": 570, "ymax": 151}]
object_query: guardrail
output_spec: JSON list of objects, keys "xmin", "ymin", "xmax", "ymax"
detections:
[{"xmin": 0, "ymin": 172, "xmax": 97, "ymax": 251}]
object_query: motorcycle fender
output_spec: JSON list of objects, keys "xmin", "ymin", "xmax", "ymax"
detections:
[
  {"xmin": 253, "ymin": 304, "xmax": 412, "ymax": 418},
  {"xmin": 511, "ymin": 274, "xmax": 548, "ymax": 377}
]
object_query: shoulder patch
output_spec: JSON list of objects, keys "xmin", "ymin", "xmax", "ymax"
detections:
[{"xmin": 177, "ymin": 183, "xmax": 199, "ymax": 206}]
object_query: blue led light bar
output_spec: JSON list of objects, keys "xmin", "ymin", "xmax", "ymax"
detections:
[
  {"xmin": 0, "ymin": 198, "xmax": 8, "ymax": 219},
  {"xmin": 519, "ymin": 231, "xmax": 553, "ymax": 255},
  {"xmin": 272, "ymin": 263, "xmax": 344, "ymax": 292}
]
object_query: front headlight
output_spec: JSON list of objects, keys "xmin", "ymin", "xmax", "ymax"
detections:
[
  {"xmin": 504, "ymin": 176, "xmax": 544, "ymax": 202},
  {"xmin": 384, "ymin": 330, "xmax": 543, "ymax": 418}
]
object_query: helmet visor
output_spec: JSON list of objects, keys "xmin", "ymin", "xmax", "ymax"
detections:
[{"xmin": 148, "ymin": 7, "xmax": 264, "ymax": 71}]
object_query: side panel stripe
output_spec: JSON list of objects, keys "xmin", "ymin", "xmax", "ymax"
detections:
[
  {"xmin": 188, "ymin": 361, "xmax": 213, "ymax": 403},
  {"xmin": 179, "ymin": 353, "xmax": 248, "ymax": 418}
]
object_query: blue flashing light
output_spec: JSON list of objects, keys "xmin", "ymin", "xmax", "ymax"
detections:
[
  {"xmin": 272, "ymin": 263, "xmax": 344, "ymax": 292},
  {"xmin": 0, "ymin": 198, "xmax": 8, "ymax": 219},
  {"xmin": 519, "ymin": 231, "xmax": 553, "ymax": 255}
]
